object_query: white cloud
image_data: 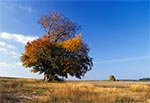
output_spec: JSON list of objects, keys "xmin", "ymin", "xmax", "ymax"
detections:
[
  {"xmin": 0, "ymin": 61, "xmax": 22, "ymax": 68},
  {"xmin": 19, "ymin": 5, "xmax": 35, "ymax": 13},
  {"xmin": 0, "ymin": 41, "xmax": 18, "ymax": 57},
  {"xmin": 0, "ymin": 32, "xmax": 38, "ymax": 44},
  {"xmin": 10, "ymin": 51, "xmax": 17, "ymax": 55},
  {"xmin": 94, "ymin": 56, "xmax": 150, "ymax": 64},
  {"xmin": 0, "ymin": 47, "xmax": 19, "ymax": 60},
  {"xmin": 0, "ymin": 41, "xmax": 16, "ymax": 49},
  {"xmin": 10, "ymin": 51, "xmax": 20, "ymax": 59},
  {"xmin": 14, "ymin": 62, "xmax": 22, "ymax": 66},
  {"xmin": 0, "ymin": 47, "xmax": 7, "ymax": 53},
  {"xmin": 0, "ymin": 61, "xmax": 13, "ymax": 67}
]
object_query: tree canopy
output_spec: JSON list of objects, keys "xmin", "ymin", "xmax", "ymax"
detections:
[
  {"xmin": 20, "ymin": 12, "xmax": 93, "ymax": 82},
  {"xmin": 38, "ymin": 12, "xmax": 80, "ymax": 42}
]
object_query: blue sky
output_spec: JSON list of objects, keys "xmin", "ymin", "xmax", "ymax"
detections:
[{"xmin": 0, "ymin": 0, "xmax": 149, "ymax": 80}]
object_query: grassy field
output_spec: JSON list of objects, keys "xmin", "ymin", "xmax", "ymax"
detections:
[{"xmin": 0, "ymin": 77, "xmax": 150, "ymax": 103}]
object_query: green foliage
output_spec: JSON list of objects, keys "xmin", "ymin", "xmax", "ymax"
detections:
[{"xmin": 109, "ymin": 75, "xmax": 116, "ymax": 81}]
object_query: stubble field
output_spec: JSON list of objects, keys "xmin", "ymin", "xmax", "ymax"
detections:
[{"xmin": 0, "ymin": 77, "xmax": 150, "ymax": 103}]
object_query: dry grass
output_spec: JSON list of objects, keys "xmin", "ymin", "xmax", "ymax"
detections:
[{"xmin": 0, "ymin": 77, "xmax": 150, "ymax": 103}]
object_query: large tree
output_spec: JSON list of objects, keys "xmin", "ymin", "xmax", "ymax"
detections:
[{"xmin": 20, "ymin": 12, "xmax": 93, "ymax": 82}]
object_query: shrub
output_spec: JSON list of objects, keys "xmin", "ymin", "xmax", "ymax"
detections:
[{"xmin": 109, "ymin": 75, "xmax": 116, "ymax": 81}]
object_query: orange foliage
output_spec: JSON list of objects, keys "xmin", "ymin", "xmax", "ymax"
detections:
[
  {"xmin": 21, "ymin": 35, "xmax": 51, "ymax": 68},
  {"xmin": 59, "ymin": 34, "xmax": 83, "ymax": 53},
  {"xmin": 21, "ymin": 34, "xmax": 92, "ymax": 81}
]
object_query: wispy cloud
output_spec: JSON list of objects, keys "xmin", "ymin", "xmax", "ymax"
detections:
[
  {"xmin": 19, "ymin": 5, "xmax": 35, "ymax": 13},
  {"xmin": 0, "ymin": 61, "xmax": 12, "ymax": 67},
  {"xmin": 0, "ymin": 32, "xmax": 38, "ymax": 44},
  {"xmin": 0, "ymin": 46, "xmax": 18, "ymax": 59},
  {"xmin": 10, "ymin": 51, "xmax": 20, "ymax": 59},
  {"xmin": 94, "ymin": 56, "xmax": 150, "ymax": 64},
  {"xmin": 0, "ymin": 41, "xmax": 17, "ymax": 57},
  {"xmin": 0, "ymin": 41, "xmax": 16, "ymax": 49},
  {"xmin": 0, "ymin": 61, "xmax": 21, "ymax": 68},
  {"xmin": 0, "ymin": 47, "xmax": 7, "ymax": 53}
]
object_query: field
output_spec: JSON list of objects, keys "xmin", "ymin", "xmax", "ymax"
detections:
[{"xmin": 0, "ymin": 77, "xmax": 150, "ymax": 103}]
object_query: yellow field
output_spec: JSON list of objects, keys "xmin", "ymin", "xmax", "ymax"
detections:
[{"xmin": 0, "ymin": 77, "xmax": 150, "ymax": 103}]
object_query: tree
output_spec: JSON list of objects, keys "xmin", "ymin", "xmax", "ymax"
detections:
[{"xmin": 20, "ymin": 12, "xmax": 93, "ymax": 82}]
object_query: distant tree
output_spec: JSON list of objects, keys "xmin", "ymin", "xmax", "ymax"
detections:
[
  {"xmin": 139, "ymin": 78, "xmax": 150, "ymax": 81},
  {"xmin": 20, "ymin": 12, "xmax": 93, "ymax": 82},
  {"xmin": 109, "ymin": 75, "xmax": 116, "ymax": 81}
]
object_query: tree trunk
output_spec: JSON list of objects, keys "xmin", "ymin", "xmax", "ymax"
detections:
[
  {"xmin": 43, "ymin": 72, "xmax": 62, "ymax": 82},
  {"xmin": 43, "ymin": 73, "xmax": 50, "ymax": 82}
]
